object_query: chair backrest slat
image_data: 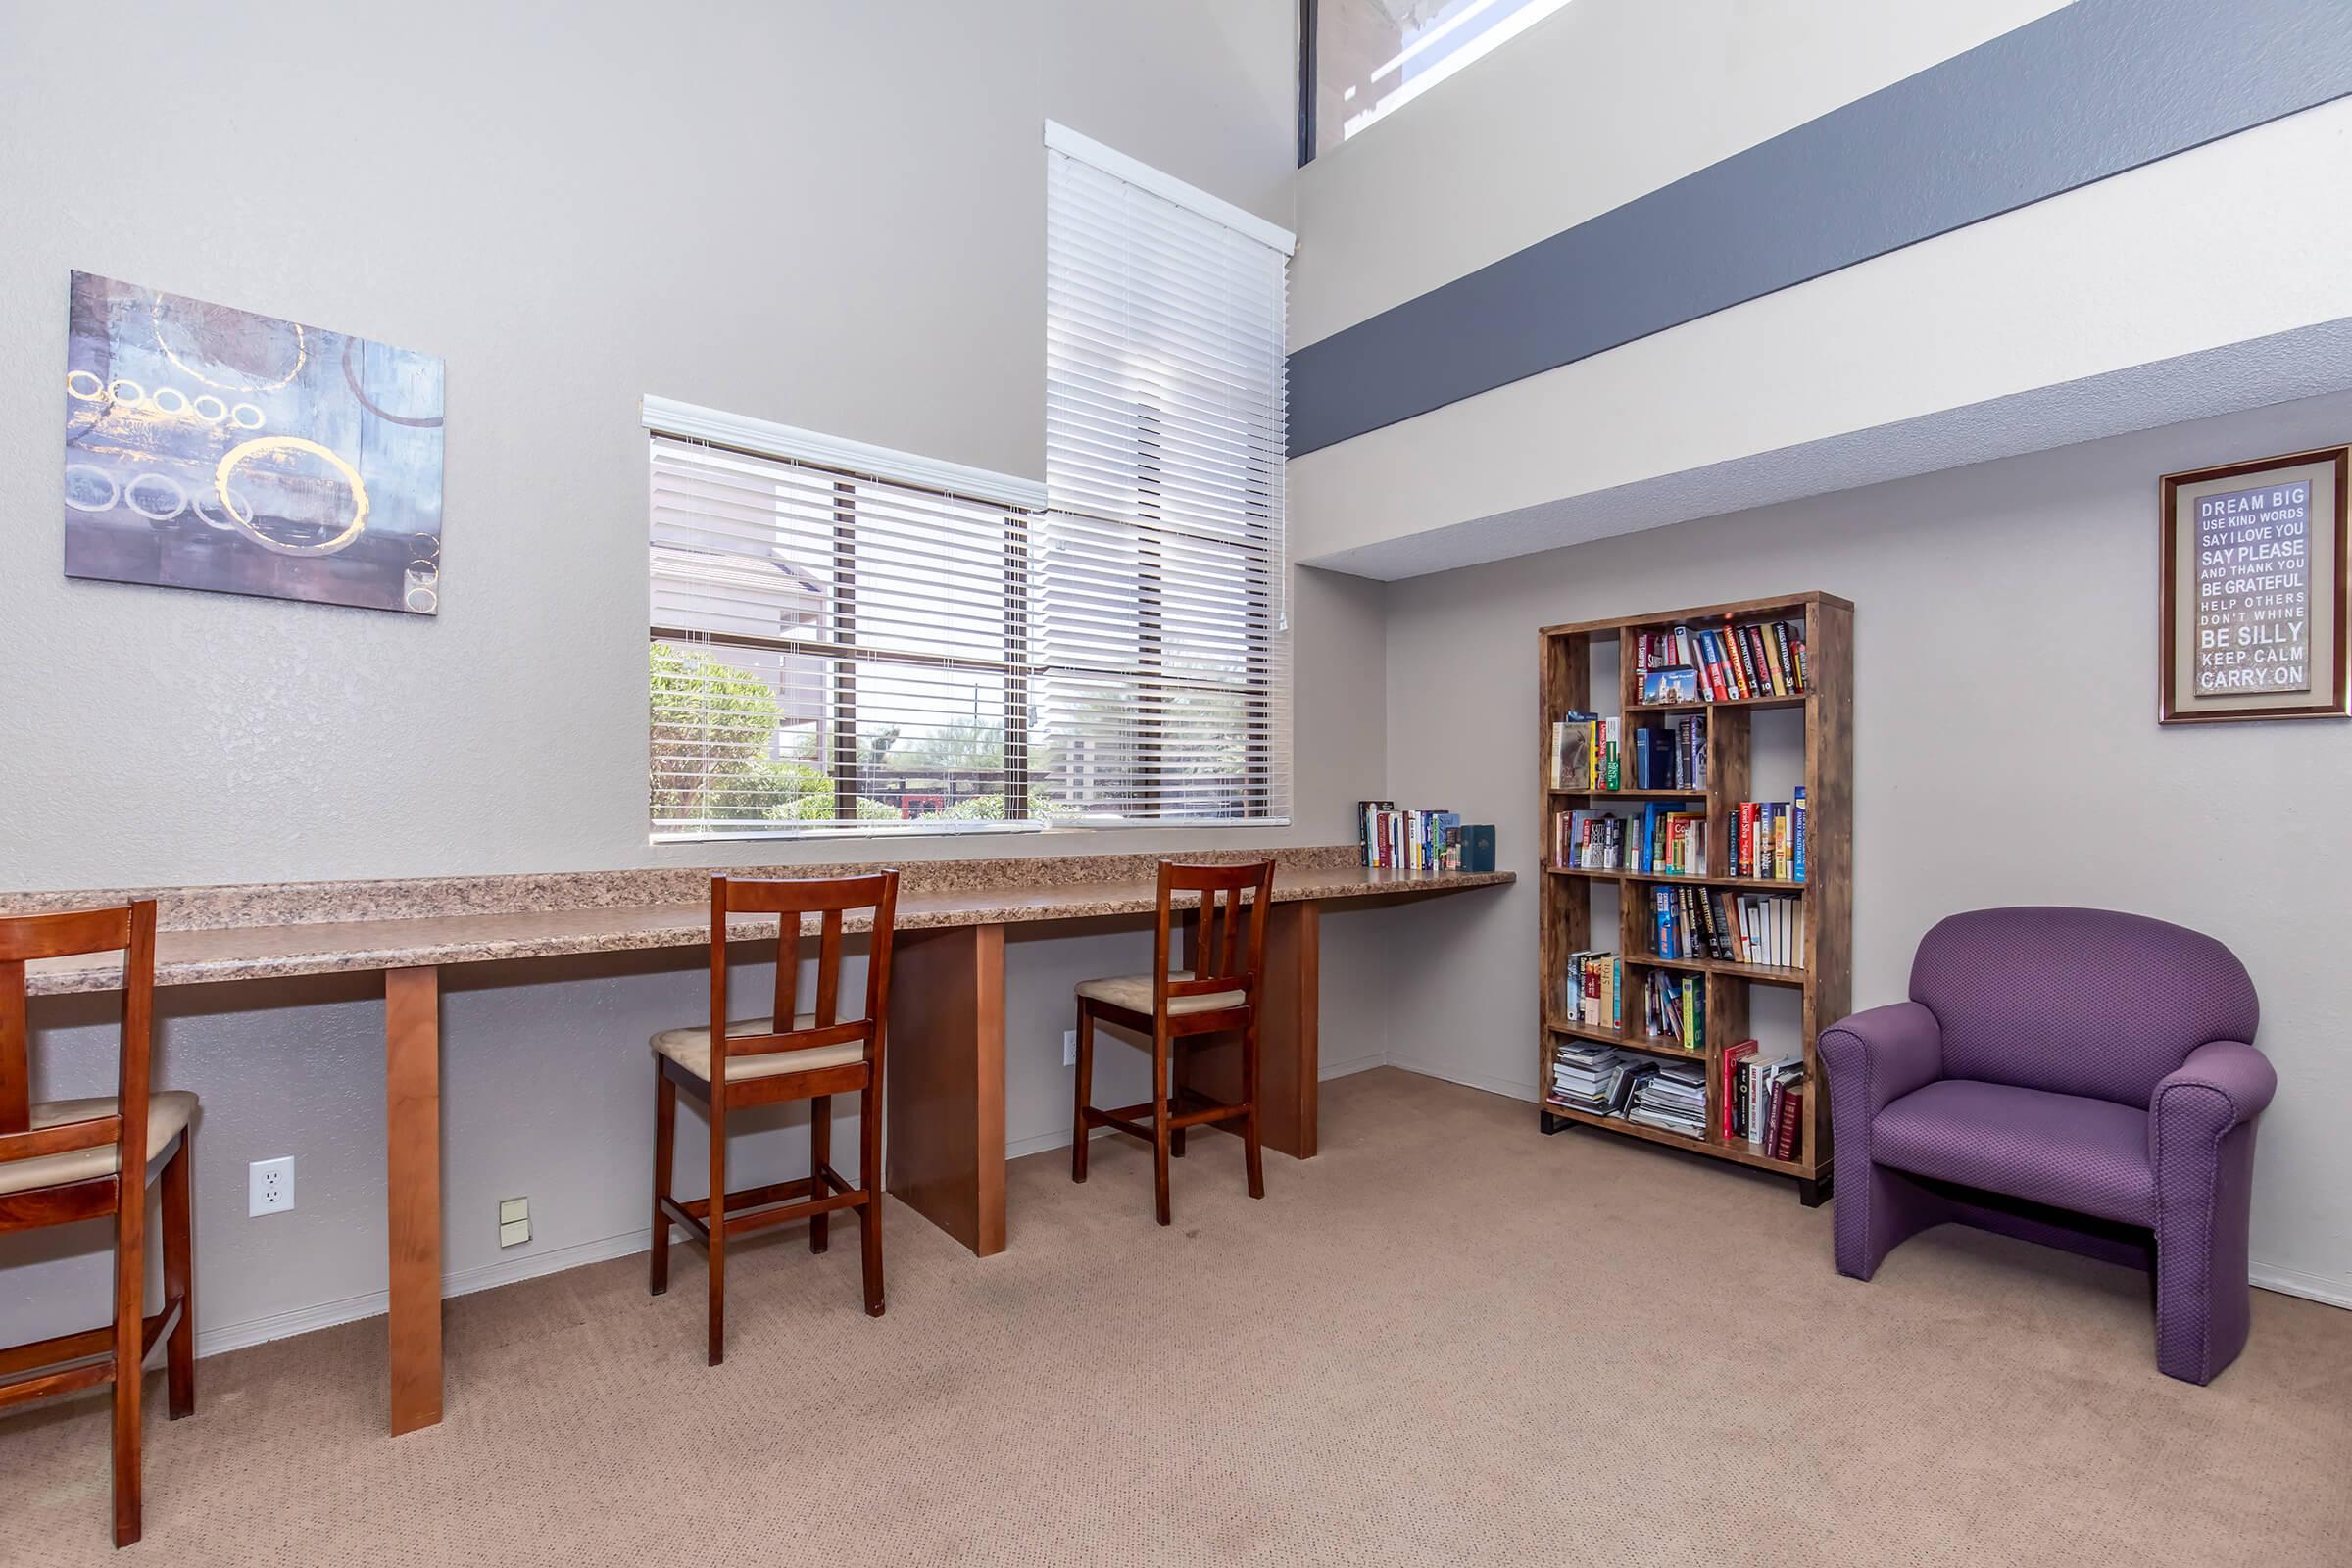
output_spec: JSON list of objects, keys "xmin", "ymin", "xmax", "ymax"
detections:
[
  {"xmin": 0, "ymin": 903, "xmax": 156, "ymax": 1171},
  {"xmin": 1152, "ymin": 860, "xmax": 1274, "ymax": 1004},
  {"xmin": 710, "ymin": 873, "xmax": 900, "ymax": 1063}
]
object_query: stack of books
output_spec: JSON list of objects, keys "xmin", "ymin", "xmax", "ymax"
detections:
[
  {"xmin": 1561, "ymin": 951, "xmax": 1622, "ymax": 1029},
  {"xmin": 1623, "ymin": 1060, "xmax": 1707, "ymax": 1138},
  {"xmin": 1633, "ymin": 618, "xmax": 1808, "ymax": 704},
  {"xmin": 1357, "ymin": 802, "xmax": 1463, "ymax": 871},
  {"xmin": 1729, "ymin": 789, "xmax": 1806, "ymax": 880},
  {"xmin": 1721, "ymin": 1040, "xmax": 1806, "ymax": 1158},
  {"xmin": 1650, "ymin": 887, "xmax": 1805, "ymax": 969},
  {"xmin": 1548, "ymin": 1040, "xmax": 1630, "ymax": 1115},
  {"xmin": 1642, "ymin": 970, "xmax": 1703, "ymax": 1049}
]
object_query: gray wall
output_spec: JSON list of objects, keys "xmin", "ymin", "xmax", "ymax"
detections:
[
  {"xmin": 1381, "ymin": 387, "xmax": 2352, "ymax": 1304},
  {"xmin": 0, "ymin": 1, "xmax": 1396, "ymax": 1351}
]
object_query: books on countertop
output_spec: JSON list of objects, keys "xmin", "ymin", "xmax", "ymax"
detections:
[
  {"xmin": 1633, "ymin": 617, "xmax": 1809, "ymax": 705},
  {"xmin": 1358, "ymin": 802, "xmax": 1469, "ymax": 872}
]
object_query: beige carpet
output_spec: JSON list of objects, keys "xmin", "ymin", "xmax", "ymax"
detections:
[{"xmin": 6, "ymin": 1068, "xmax": 2349, "ymax": 1565}]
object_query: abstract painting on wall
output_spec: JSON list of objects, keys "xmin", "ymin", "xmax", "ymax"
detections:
[{"xmin": 63, "ymin": 271, "xmax": 445, "ymax": 615}]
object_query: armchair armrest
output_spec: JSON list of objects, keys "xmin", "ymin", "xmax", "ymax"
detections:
[
  {"xmin": 2152, "ymin": 1040, "xmax": 2275, "ymax": 1142},
  {"xmin": 1818, "ymin": 1001, "xmax": 1944, "ymax": 1119}
]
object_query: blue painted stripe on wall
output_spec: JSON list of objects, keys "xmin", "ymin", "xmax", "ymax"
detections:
[{"xmin": 1288, "ymin": 0, "xmax": 2352, "ymax": 458}]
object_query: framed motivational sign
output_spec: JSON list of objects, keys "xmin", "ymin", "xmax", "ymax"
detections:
[{"xmin": 2160, "ymin": 445, "xmax": 2350, "ymax": 724}]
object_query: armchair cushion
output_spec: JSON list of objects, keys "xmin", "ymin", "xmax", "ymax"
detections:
[{"xmin": 1872, "ymin": 1080, "xmax": 2155, "ymax": 1227}]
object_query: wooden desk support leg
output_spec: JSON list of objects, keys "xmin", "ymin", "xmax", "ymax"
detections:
[
  {"xmin": 385, "ymin": 965, "xmax": 443, "ymax": 1436},
  {"xmin": 884, "ymin": 924, "xmax": 1006, "ymax": 1256},
  {"xmin": 1179, "ymin": 900, "xmax": 1320, "ymax": 1159}
]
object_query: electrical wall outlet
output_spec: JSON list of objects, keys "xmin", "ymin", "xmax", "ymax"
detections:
[
  {"xmin": 248, "ymin": 1156, "xmax": 294, "ymax": 1216},
  {"xmin": 1063, "ymin": 1028, "xmax": 1078, "ymax": 1067},
  {"xmin": 499, "ymin": 1197, "xmax": 530, "ymax": 1248}
]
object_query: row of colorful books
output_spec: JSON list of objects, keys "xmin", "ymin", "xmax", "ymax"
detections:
[
  {"xmin": 1723, "ymin": 1040, "xmax": 1806, "ymax": 1158},
  {"xmin": 1554, "ymin": 805, "xmax": 1707, "ymax": 874},
  {"xmin": 1650, "ymin": 887, "xmax": 1806, "ymax": 969},
  {"xmin": 1549, "ymin": 712, "xmax": 1707, "ymax": 792},
  {"xmin": 1632, "ymin": 617, "xmax": 1809, "ymax": 704},
  {"xmin": 1729, "ymin": 792, "xmax": 1807, "ymax": 881},
  {"xmin": 1560, "ymin": 951, "xmax": 1622, "ymax": 1029},
  {"xmin": 1643, "ymin": 969, "xmax": 1703, "ymax": 1046}
]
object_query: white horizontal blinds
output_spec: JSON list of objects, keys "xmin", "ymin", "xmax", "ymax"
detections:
[
  {"xmin": 1042, "ymin": 143, "xmax": 1291, "ymax": 823},
  {"xmin": 648, "ymin": 434, "xmax": 1032, "ymax": 836}
]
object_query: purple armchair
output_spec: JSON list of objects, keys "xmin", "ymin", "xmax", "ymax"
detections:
[{"xmin": 1820, "ymin": 907, "xmax": 2273, "ymax": 1385}]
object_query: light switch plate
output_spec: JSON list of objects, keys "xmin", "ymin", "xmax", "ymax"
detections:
[
  {"xmin": 499, "ymin": 1217, "xmax": 531, "ymax": 1248},
  {"xmin": 499, "ymin": 1197, "xmax": 529, "ymax": 1226},
  {"xmin": 1063, "ymin": 1029, "xmax": 1078, "ymax": 1067}
]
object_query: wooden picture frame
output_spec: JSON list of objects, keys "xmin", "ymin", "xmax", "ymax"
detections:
[{"xmin": 2159, "ymin": 445, "xmax": 2350, "ymax": 724}]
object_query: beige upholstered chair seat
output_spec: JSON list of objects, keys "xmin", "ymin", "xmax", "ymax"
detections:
[
  {"xmin": 0, "ymin": 1091, "xmax": 198, "ymax": 1197},
  {"xmin": 1075, "ymin": 972, "xmax": 1247, "ymax": 1017},
  {"xmin": 650, "ymin": 1015, "xmax": 867, "ymax": 1083}
]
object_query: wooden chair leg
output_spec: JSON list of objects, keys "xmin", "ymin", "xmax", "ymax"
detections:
[
  {"xmin": 707, "ymin": 1094, "xmax": 727, "ymax": 1367},
  {"xmin": 1070, "ymin": 1003, "xmax": 1094, "ymax": 1184},
  {"xmin": 163, "ymin": 1132, "xmax": 195, "ymax": 1420},
  {"xmin": 858, "ymin": 1077, "xmax": 885, "ymax": 1317},
  {"xmin": 1168, "ymin": 1042, "xmax": 1186, "ymax": 1158},
  {"xmin": 112, "ymin": 1168, "xmax": 145, "ymax": 1548},
  {"xmin": 650, "ymin": 1072, "xmax": 674, "ymax": 1297},
  {"xmin": 808, "ymin": 1094, "xmax": 831, "ymax": 1255},
  {"xmin": 1242, "ymin": 1015, "xmax": 1265, "ymax": 1200},
  {"xmin": 1151, "ymin": 1029, "xmax": 1172, "ymax": 1227}
]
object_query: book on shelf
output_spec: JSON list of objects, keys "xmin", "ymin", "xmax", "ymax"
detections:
[
  {"xmin": 1358, "ymin": 802, "xmax": 1464, "ymax": 872},
  {"xmin": 1561, "ymin": 951, "xmax": 1623, "ymax": 1029},
  {"xmin": 1630, "ymin": 714, "xmax": 1707, "ymax": 791},
  {"xmin": 1622, "ymin": 1059, "xmax": 1707, "ymax": 1138},
  {"xmin": 1641, "ymin": 969, "xmax": 1703, "ymax": 1050},
  {"xmin": 1723, "ymin": 1042, "xmax": 1805, "ymax": 1152},
  {"xmin": 1652, "ymin": 887, "xmax": 1804, "ymax": 968},
  {"xmin": 1555, "ymin": 806, "xmax": 1708, "ymax": 874},
  {"xmin": 1730, "ymin": 794, "xmax": 1807, "ymax": 881},
  {"xmin": 1549, "ymin": 712, "xmax": 1622, "ymax": 791},
  {"xmin": 1548, "ymin": 1039, "xmax": 1632, "ymax": 1116},
  {"xmin": 1633, "ymin": 616, "xmax": 1809, "ymax": 704}
]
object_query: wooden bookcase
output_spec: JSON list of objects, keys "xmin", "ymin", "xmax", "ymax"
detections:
[{"xmin": 1536, "ymin": 592, "xmax": 1852, "ymax": 1203}]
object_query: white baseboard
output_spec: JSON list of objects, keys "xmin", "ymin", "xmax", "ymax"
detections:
[
  {"xmin": 194, "ymin": 1062, "xmax": 2346, "ymax": 1357},
  {"xmin": 1318, "ymin": 1049, "xmax": 1388, "ymax": 1081},
  {"xmin": 1381, "ymin": 1057, "xmax": 2349, "ymax": 1315},
  {"xmin": 2250, "ymin": 1262, "xmax": 2352, "ymax": 1310},
  {"xmin": 1385, "ymin": 1054, "xmax": 1540, "ymax": 1105},
  {"xmin": 194, "ymin": 1227, "xmax": 657, "ymax": 1359}
]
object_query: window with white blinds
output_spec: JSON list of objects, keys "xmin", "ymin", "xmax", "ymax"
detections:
[
  {"xmin": 1040, "ymin": 123, "xmax": 1295, "ymax": 825},
  {"xmin": 645, "ymin": 402, "xmax": 1045, "ymax": 838}
]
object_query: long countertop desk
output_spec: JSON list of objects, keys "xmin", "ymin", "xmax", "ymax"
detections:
[{"xmin": 10, "ymin": 848, "xmax": 1512, "ymax": 1436}]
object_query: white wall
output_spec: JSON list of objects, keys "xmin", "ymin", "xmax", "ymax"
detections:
[
  {"xmin": 1285, "ymin": 0, "xmax": 2352, "ymax": 578},
  {"xmin": 1292, "ymin": 0, "xmax": 2068, "ymax": 349},
  {"xmin": 1380, "ymin": 388, "xmax": 2352, "ymax": 1307},
  {"xmin": 0, "ymin": 1, "xmax": 1397, "ymax": 1354}
]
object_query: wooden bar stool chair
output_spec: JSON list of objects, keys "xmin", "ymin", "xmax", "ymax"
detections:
[
  {"xmin": 1071, "ymin": 859, "xmax": 1274, "ymax": 1226},
  {"xmin": 0, "ymin": 901, "xmax": 195, "ymax": 1548},
  {"xmin": 649, "ymin": 871, "xmax": 899, "ymax": 1364}
]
